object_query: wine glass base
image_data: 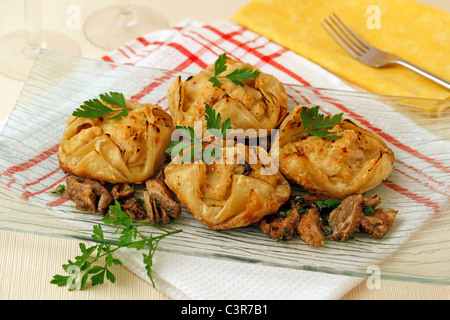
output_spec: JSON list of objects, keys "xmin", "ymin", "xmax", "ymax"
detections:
[
  {"xmin": 84, "ymin": 5, "xmax": 169, "ymax": 51},
  {"xmin": 0, "ymin": 30, "xmax": 80, "ymax": 81}
]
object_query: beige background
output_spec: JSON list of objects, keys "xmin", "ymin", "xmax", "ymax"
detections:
[{"xmin": 0, "ymin": 0, "xmax": 449, "ymax": 300}]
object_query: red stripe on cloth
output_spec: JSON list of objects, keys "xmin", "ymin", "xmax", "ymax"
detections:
[
  {"xmin": 182, "ymin": 32, "xmax": 229, "ymax": 59},
  {"xmin": 47, "ymin": 196, "xmax": 70, "ymax": 207},
  {"xmin": 395, "ymin": 158, "xmax": 447, "ymax": 188},
  {"xmin": 130, "ymin": 72, "xmax": 177, "ymax": 101},
  {"xmin": 385, "ymin": 179, "xmax": 441, "ymax": 212},
  {"xmin": 136, "ymin": 36, "xmax": 210, "ymax": 71},
  {"xmin": 117, "ymin": 48, "xmax": 131, "ymax": 60},
  {"xmin": 22, "ymin": 173, "xmax": 69, "ymax": 200},
  {"xmin": 188, "ymin": 29, "xmax": 246, "ymax": 61},
  {"xmin": 124, "ymin": 45, "xmax": 146, "ymax": 58},
  {"xmin": 203, "ymin": 25, "xmax": 311, "ymax": 86},
  {"xmin": 394, "ymin": 168, "xmax": 448, "ymax": 197},
  {"xmin": 24, "ymin": 167, "xmax": 63, "ymax": 187},
  {"xmin": 0, "ymin": 144, "xmax": 60, "ymax": 177},
  {"xmin": 137, "ymin": 37, "xmax": 150, "ymax": 46},
  {"xmin": 102, "ymin": 55, "xmax": 114, "ymax": 63},
  {"xmin": 136, "ymin": 38, "xmax": 167, "ymax": 48},
  {"xmin": 166, "ymin": 42, "xmax": 209, "ymax": 70}
]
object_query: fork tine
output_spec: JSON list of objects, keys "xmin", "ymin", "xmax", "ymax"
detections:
[
  {"xmin": 328, "ymin": 14, "xmax": 367, "ymax": 54},
  {"xmin": 321, "ymin": 19, "xmax": 361, "ymax": 58},
  {"xmin": 331, "ymin": 13, "xmax": 371, "ymax": 50}
]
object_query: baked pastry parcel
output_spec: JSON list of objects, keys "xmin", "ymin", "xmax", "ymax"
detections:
[
  {"xmin": 58, "ymin": 100, "xmax": 175, "ymax": 184},
  {"xmin": 163, "ymin": 143, "xmax": 291, "ymax": 230},
  {"xmin": 167, "ymin": 56, "xmax": 288, "ymax": 133},
  {"xmin": 278, "ymin": 106, "xmax": 394, "ymax": 199}
]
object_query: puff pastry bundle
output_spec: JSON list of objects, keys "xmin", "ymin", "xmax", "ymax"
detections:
[
  {"xmin": 164, "ymin": 144, "xmax": 291, "ymax": 230},
  {"xmin": 278, "ymin": 106, "xmax": 395, "ymax": 199},
  {"xmin": 167, "ymin": 56, "xmax": 288, "ymax": 133},
  {"xmin": 58, "ymin": 99, "xmax": 175, "ymax": 184}
]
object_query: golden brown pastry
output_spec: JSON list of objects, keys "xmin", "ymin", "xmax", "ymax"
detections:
[
  {"xmin": 164, "ymin": 143, "xmax": 291, "ymax": 230},
  {"xmin": 58, "ymin": 100, "xmax": 175, "ymax": 184},
  {"xmin": 167, "ymin": 57, "xmax": 288, "ymax": 132},
  {"xmin": 278, "ymin": 106, "xmax": 394, "ymax": 199}
]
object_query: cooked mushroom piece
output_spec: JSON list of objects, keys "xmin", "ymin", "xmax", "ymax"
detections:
[
  {"xmin": 258, "ymin": 208, "xmax": 301, "ymax": 241},
  {"xmin": 297, "ymin": 205, "xmax": 326, "ymax": 247},
  {"xmin": 360, "ymin": 206, "xmax": 397, "ymax": 239},
  {"xmin": 66, "ymin": 176, "xmax": 97, "ymax": 213},
  {"xmin": 328, "ymin": 194, "xmax": 363, "ymax": 241},
  {"xmin": 143, "ymin": 179, "xmax": 181, "ymax": 225},
  {"xmin": 120, "ymin": 197, "xmax": 147, "ymax": 221},
  {"xmin": 84, "ymin": 178, "xmax": 113, "ymax": 215},
  {"xmin": 111, "ymin": 183, "xmax": 135, "ymax": 200},
  {"xmin": 290, "ymin": 193, "xmax": 332, "ymax": 209}
]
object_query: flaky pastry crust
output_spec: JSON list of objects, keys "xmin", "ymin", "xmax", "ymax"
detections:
[
  {"xmin": 163, "ymin": 144, "xmax": 291, "ymax": 230},
  {"xmin": 167, "ymin": 57, "xmax": 287, "ymax": 132},
  {"xmin": 278, "ymin": 106, "xmax": 394, "ymax": 199},
  {"xmin": 58, "ymin": 100, "xmax": 175, "ymax": 184}
]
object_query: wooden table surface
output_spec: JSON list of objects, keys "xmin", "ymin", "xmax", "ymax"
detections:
[{"xmin": 0, "ymin": 0, "xmax": 449, "ymax": 300}]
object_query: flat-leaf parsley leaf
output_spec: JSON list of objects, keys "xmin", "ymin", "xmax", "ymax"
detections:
[
  {"xmin": 72, "ymin": 92, "xmax": 130, "ymax": 119},
  {"xmin": 51, "ymin": 200, "xmax": 182, "ymax": 290},
  {"xmin": 209, "ymin": 53, "xmax": 260, "ymax": 87},
  {"xmin": 292, "ymin": 106, "xmax": 343, "ymax": 140}
]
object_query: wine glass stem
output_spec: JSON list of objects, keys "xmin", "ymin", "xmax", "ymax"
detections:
[
  {"xmin": 24, "ymin": 0, "xmax": 42, "ymax": 55},
  {"xmin": 117, "ymin": 0, "xmax": 137, "ymax": 27}
]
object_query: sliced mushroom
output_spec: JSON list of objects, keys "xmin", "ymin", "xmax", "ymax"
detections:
[
  {"xmin": 297, "ymin": 205, "xmax": 326, "ymax": 247},
  {"xmin": 66, "ymin": 176, "xmax": 97, "ymax": 213},
  {"xmin": 111, "ymin": 183, "xmax": 135, "ymax": 201},
  {"xmin": 142, "ymin": 179, "xmax": 181, "ymax": 225},
  {"xmin": 84, "ymin": 178, "xmax": 113, "ymax": 215},
  {"xmin": 328, "ymin": 194, "xmax": 363, "ymax": 241},
  {"xmin": 120, "ymin": 197, "xmax": 147, "ymax": 221}
]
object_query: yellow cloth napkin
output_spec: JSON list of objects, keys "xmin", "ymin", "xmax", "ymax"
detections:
[{"xmin": 232, "ymin": 0, "xmax": 450, "ymax": 115}]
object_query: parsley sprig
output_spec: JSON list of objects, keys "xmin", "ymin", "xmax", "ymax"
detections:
[
  {"xmin": 165, "ymin": 104, "xmax": 231, "ymax": 164},
  {"xmin": 209, "ymin": 53, "xmax": 260, "ymax": 87},
  {"xmin": 51, "ymin": 200, "xmax": 182, "ymax": 290},
  {"xmin": 292, "ymin": 106, "xmax": 343, "ymax": 139},
  {"xmin": 72, "ymin": 92, "xmax": 130, "ymax": 119}
]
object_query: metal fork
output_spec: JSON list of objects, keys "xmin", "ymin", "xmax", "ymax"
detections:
[{"xmin": 321, "ymin": 13, "xmax": 450, "ymax": 90}]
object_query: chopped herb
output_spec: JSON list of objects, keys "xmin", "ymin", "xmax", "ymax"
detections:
[
  {"xmin": 297, "ymin": 207, "xmax": 309, "ymax": 215},
  {"xmin": 322, "ymin": 216, "xmax": 329, "ymax": 227},
  {"xmin": 293, "ymin": 197, "xmax": 305, "ymax": 205},
  {"xmin": 279, "ymin": 210, "xmax": 292, "ymax": 217},
  {"xmin": 50, "ymin": 184, "xmax": 66, "ymax": 196},
  {"xmin": 292, "ymin": 106, "xmax": 343, "ymax": 139},
  {"xmin": 316, "ymin": 199, "xmax": 342, "ymax": 213},
  {"xmin": 324, "ymin": 226, "xmax": 333, "ymax": 236},
  {"xmin": 278, "ymin": 228, "xmax": 292, "ymax": 241},
  {"xmin": 363, "ymin": 206, "xmax": 374, "ymax": 216},
  {"xmin": 208, "ymin": 53, "xmax": 260, "ymax": 87}
]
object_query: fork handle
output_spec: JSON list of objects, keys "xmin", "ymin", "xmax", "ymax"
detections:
[{"xmin": 393, "ymin": 58, "xmax": 450, "ymax": 90}]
